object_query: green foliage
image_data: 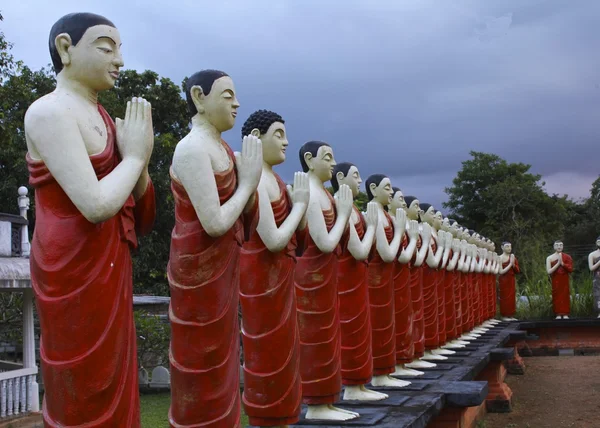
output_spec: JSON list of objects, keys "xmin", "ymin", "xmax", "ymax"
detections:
[{"xmin": 134, "ymin": 311, "xmax": 170, "ymax": 370}]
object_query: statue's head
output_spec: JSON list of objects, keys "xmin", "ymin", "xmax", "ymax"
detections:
[
  {"xmin": 242, "ymin": 110, "xmax": 286, "ymax": 166},
  {"xmin": 186, "ymin": 69, "xmax": 238, "ymax": 132},
  {"xmin": 441, "ymin": 216, "xmax": 451, "ymax": 232},
  {"xmin": 502, "ymin": 241, "xmax": 512, "ymax": 254},
  {"xmin": 403, "ymin": 196, "xmax": 421, "ymax": 221},
  {"xmin": 553, "ymin": 240, "xmax": 564, "ymax": 253},
  {"xmin": 435, "ymin": 211, "xmax": 444, "ymax": 229},
  {"xmin": 419, "ymin": 203, "xmax": 436, "ymax": 227},
  {"xmin": 49, "ymin": 12, "xmax": 121, "ymax": 90},
  {"xmin": 299, "ymin": 141, "xmax": 335, "ymax": 182},
  {"xmin": 332, "ymin": 162, "xmax": 361, "ymax": 197},
  {"xmin": 389, "ymin": 187, "xmax": 407, "ymax": 213},
  {"xmin": 366, "ymin": 174, "xmax": 392, "ymax": 205},
  {"xmin": 596, "ymin": 236, "xmax": 600, "ymax": 249}
]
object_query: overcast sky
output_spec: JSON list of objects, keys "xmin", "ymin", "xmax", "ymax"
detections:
[{"xmin": 3, "ymin": 0, "xmax": 599, "ymax": 211}]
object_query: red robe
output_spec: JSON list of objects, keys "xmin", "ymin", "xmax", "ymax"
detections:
[
  {"xmin": 490, "ymin": 271, "xmax": 498, "ymax": 319},
  {"xmin": 394, "ymin": 234, "xmax": 414, "ymax": 364},
  {"xmin": 410, "ymin": 236, "xmax": 426, "ymax": 358},
  {"xmin": 27, "ymin": 105, "xmax": 155, "ymax": 427},
  {"xmin": 499, "ymin": 256, "xmax": 520, "ymax": 317},
  {"xmin": 437, "ymin": 265, "xmax": 447, "ymax": 345},
  {"xmin": 338, "ymin": 206, "xmax": 373, "ymax": 385},
  {"xmin": 454, "ymin": 270, "xmax": 464, "ymax": 335},
  {"xmin": 423, "ymin": 236, "xmax": 439, "ymax": 349},
  {"xmin": 168, "ymin": 141, "xmax": 257, "ymax": 427},
  {"xmin": 550, "ymin": 254, "xmax": 573, "ymax": 316},
  {"xmin": 368, "ymin": 211, "xmax": 397, "ymax": 375},
  {"xmin": 464, "ymin": 271, "xmax": 473, "ymax": 331},
  {"xmin": 295, "ymin": 190, "xmax": 342, "ymax": 405},
  {"xmin": 240, "ymin": 175, "xmax": 301, "ymax": 426},
  {"xmin": 472, "ymin": 262, "xmax": 481, "ymax": 326},
  {"xmin": 444, "ymin": 253, "xmax": 457, "ymax": 341}
]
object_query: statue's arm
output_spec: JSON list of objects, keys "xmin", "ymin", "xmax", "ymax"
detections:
[
  {"xmin": 348, "ymin": 215, "xmax": 375, "ymax": 261},
  {"xmin": 306, "ymin": 198, "xmax": 348, "ymax": 254},
  {"xmin": 25, "ymin": 105, "xmax": 145, "ymax": 224}
]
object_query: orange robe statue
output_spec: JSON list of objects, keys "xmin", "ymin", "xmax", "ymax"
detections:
[
  {"xmin": 499, "ymin": 257, "xmax": 520, "ymax": 317},
  {"xmin": 550, "ymin": 254, "xmax": 573, "ymax": 316},
  {"xmin": 368, "ymin": 211, "xmax": 397, "ymax": 375},
  {"xmin": 394, "ymin": 235, "xmax": 414, "ymax": 364},
  {"xmin": 338, "ymin": 206, "xmax": 373, "ymax": 385},
  {"xmin": 28, "ymin": 105, "xmax": 155, "ymax": 427},
  {"xmin": 168, "ymin": 142, "xmax": 257, "ymax": 427},
  {"xmin": 295, "ymin": 191, "xmax": 342, "ymax": 404},
  {"xmin": 240, "ymin": 175, "xmax": 302, "ymax": 426}
]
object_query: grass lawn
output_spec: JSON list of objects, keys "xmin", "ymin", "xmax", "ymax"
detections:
[{"xmin": 140, "ymin": 392, "xmax": 249, "ymax": 427}]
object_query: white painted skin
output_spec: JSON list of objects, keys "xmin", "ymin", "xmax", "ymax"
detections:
[
  {"xmin": 546, "ymin": 241, "xmax": 565, "ymax": 275},
  {"xmin": 25, "ymin": 24, "xmax": 153, "ymax": 224},
  {"xmin": 588, "ymin": 240, "xmax": 600, "ymax": 272},
  {"xmin": 171, "ymin": 75, "xmax": 262, "ymax": 238},
  {"xmin": 251, "ymin": 121, "xmax": 309, "ymax": 252}
]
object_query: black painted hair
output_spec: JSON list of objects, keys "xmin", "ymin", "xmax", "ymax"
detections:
[
  {"xmin": 331, "ymin": 162, "xmax": 355, "ymax": 192},
  {"xmin": 502, "ymin": 241, "xmax": 511, "ymax": 247},
  {"xmin": 404, "ymin": 196, "xmax": 418, "ymax": 207},
  {"xmin": 241, "ymin": 109, "xmax": 284, "ymax": 139},
  {"xmin": 468, "ymin": 229, "xmax": 476, "ymax": 235},
  {"xmin": 420, "ymin": 203, "xmax": 433, "ymax": 214},
  {"xmin": 299, "ymin": 141, "xmax": 331, "ymax": 172},
  {"xmin": 365, "ymin": 174, "xmax": 388, "ymax": 201},
  {"xmin": 185, "ymin": 69, "xmax": 229, "ymax": 117},
  {"xmin": 449, "ymin": 219, "xmax": 457, "ymax": 225},
  {"xmin": 49, "ymin": 12, "xmax": 115, "ymax": 74},
  {"xmin": 392, "ymin": 186, "xmax": 402, "ymax": 196}
]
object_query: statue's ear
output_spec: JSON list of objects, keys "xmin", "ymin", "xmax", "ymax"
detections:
[
  {"xmin": 250, "ymin": 128, "xmax": 261, "ymax": 138},
  {"xmin": 303, "ymin": 151, "xmax": 314, "ymax": 170},
  {"xmin": 190, "ymin": 85, "xmax": 205, "ymax": 114},
  {"xmin": 336, "ymin": 171, "xmax": 344, "ymax": 183},
  {"xmin": 55, "ymin": 33, "xmax": 73, "ymax": 68}
]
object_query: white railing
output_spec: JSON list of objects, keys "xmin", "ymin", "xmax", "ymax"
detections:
[{"xmin": 0, "ymin": 367, "xmax": 37, "ymax": 418}]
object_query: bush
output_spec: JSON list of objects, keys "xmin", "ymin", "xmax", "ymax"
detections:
[{"xmin": 134, "ymin": 310, "xmax": 170, "ymax": 370}]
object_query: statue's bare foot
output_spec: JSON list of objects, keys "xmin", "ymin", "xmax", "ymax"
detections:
[
  {"xmin": 442, "ymin": 341, "xmax": 466, "ymax": 349},
  {"xmin": 305, "ymin": 404, "xmax": 358, "ymax": 421},
  {"xmin": 371, "ymin": 375, "xmax": 411, "ymax": 388},
  {"xmin": 327, "ymin": 404, "xmax": 359, "ymax": 416},
  {"xmin": 421, "ymin": 351, "xmax": 448, "ymax": 361},
  {"xmin": 431, "ymin": 348, "xmax": 455, "ymax": 355},
  {"xmin": 393, "ymin": 364, "xmax": 424, "ymax": 377},
  {"xmin": 343, "ymin": 385, "xmax": 387, "ymax": 401},
  {"xmin": 405, "ymin": 359, "xmax": 436, "ymax": 369}
]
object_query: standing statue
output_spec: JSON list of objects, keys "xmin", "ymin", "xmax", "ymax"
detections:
[
  {"xmin": 388, "ymin": 188, "xmax": 424, "ymax": 377},
  {"xmin": 295, "ymin": 141, "xmax": 357, "ymax": 421},
  {"xmin": 402, "ymin": 197, "xmax": 436, "ymax": 370},
  {"xmin": 24, "ymin": 13, "xmax": 156, "ymax": 426},
  {"xmin": 498, "ymin": 242, "xmax": 520, "ymax": 321},
  {"xmin": 364, "ymin": 175, "xmax": 411, "ymax": 388},
  {"xmin": 588, "ymin": 236, "xmax": 600, "ymax": 318},
  {"xmin": 239, "ymin": 110, "xmax": 309, "ymax": 426},
  {"xmin": 440, "ymin": 219, "xmax": 464, "ymax": 349},
  {"xmin": 168, "ymin": 70, "xmax": 263, "ymax": 427},
  {"xmin": 331, "ymin": 163, "xmax": 387, "ymax": 401},
  {"xmin": 546, "ymin": 241, "xmax": 574, "ymax": 319}
]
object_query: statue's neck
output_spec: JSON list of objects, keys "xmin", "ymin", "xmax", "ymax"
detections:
[
  {"xmin": 191, "ymin": 114, "xmax": 221, "ymax": 141},
  {"xmin": 56, "ymin": 74, "xmax": 98, "ymax": 105},
  {"xmin": 308, "ymin": 172, "xmax": 326, "ymax": 190}
]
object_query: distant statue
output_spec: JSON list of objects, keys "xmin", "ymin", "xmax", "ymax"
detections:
[
  {"xmin": 498, "ymin": 242, "xmax": 520, "ymax": 321},
  {"xmin": 24, "ymin": 13, "xmax": 156, "ymax": 426},
  {"xmin": 588, "ymin": 236, "xmax": 600, "ymax": 318},
  {"xmin": 546, "ymin": 241, "xmax": 574, "ymax": 319}
]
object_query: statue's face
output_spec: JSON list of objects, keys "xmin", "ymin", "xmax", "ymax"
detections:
[
  {"xmin": 260, "ymin": 121, "xmax": 288, "ymax": 166},
  {"xmin": 554, "ymin": 241, "xmax": 564, "ymax": 253},
  {"xmin": 200, "ymin": 76, "xmax": 240, "ymax": 132},
  {"xmin": 441, "ymin": 217, "xmax": 451, "ymax": 232},
  {"xmin": 307, "ymin": 145, "xmax": 336, "ymax": 182},
  {"xmin": 596, "ymin": 239, "xmax": 600, "ymax": 248},
  {"xmin": 433, "ymin": 211, "xmax": 443, "ymax": 229},
  {"xmin": 64, "ymin": 24, "xmax": 123, "ymax": 91},
  {"xmin": 503, "ymin": 243, "xmax": 512, "ymax": 254},
  {"xmin": 390, "ymin": 190, "xmax": 407, "ymax": 211},
  {"xmin": 338, "ymin": 165, "xmax": 362, "ymax": 198},
  {"xmin": 405, "ymin": 199, "xmax": 421, "ymax": 219},
  {"xmin": 372, "ymin": 177, "xmax": 393, "ymax": 205}
]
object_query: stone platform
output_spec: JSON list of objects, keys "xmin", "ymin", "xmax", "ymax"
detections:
[
  {"xmin": 514, "ymin": 318, "xmax": 600, "ymax": 356},
  {"xmin": 264, "ymin": 322, "xmax": 526, "ymax": 428}
]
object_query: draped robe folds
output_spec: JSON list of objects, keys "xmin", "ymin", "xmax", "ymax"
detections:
[
  {"xmin": 471, "ymin": 262, "xmax": 480, "ymax": 326},
  {"xmin": 444, "ymin": 250, "xmax": 457, "ymax": 341},
  {"xmin": 550, "ymin": 254, "xmax": 574, "ymax": 316},
  {"xmin": 338, "ymin": 206, "xmax": 373, "ymax": 385},
  {"xmin": 295, "ymin": 190, "xmax": 342, "ymax": 405},
  {"xmin": 410, "ymin": 236, "xmax": 426, "ymax": 358},
  {"xmin": 464, "ymin": 272, "xmax": 473, "ymax": 331},
  {"xmin": 422, "ymin": 235, "xmax": 439, "ymax": 350},
  {"xmin": 488, "ymin": 271, "xmax": 496, "ymax": 319},
  {"xmin": 168, "ymin": 141, "xmax": 258, "ymax": 428},
  {"xmin": 394, "ymin": 235, "xmax": 414, "ymax": 364},
  {"xmin": 499, "ymin": 257, "xmax": 520, "ymax": 317},
  {"xmin": 453, "ymin": 270, "xmax": 463, "ymax": 337},
  {"xmin": 437, "ymin": 266, "xmax": 447, "ymax": 345},
  {"xmin": 368, "ymin": 211, "xmax": 397, "ymax": 376},
  {"xmin": 27, "ymin": 105, "xmax": 156, "ymax": 427},
  {"xmin": 240, "ymin": 175, "xmax": 301, "ymax": 426}
]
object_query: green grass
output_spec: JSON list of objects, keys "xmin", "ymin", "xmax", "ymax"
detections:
[{"xmin": 140, "ymin": 392, "xmax": 249, "ymax": 427}]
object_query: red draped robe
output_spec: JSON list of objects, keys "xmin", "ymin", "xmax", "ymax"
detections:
[
  {"xmin": 499, "ymin": 256, "xmax": 520, "ymax": 317},
  {"xmin": 368, "ymin": 211, "xmax": 397, "ymax": 376},
  {"xmin": 168, "ymin": 141, "xmax": 257, "ymax": 427},
  {"xmin": 453, "ymin": 270, "xmax": 463, "ymax": 337},
  {"xmin": 394, "ymin": 235, "xmax": 414, "ymax": 365},
  {"xmin": 423, "ymin": 235, "xmax": 439, "ymax": 350},
  {"xmin": 295, "ymin": 190, "xmax": 342, "ymax": 405},
  {"xmin": 410, "ymin": 236, "xmax": 426, "ymax": 358},
  {"xmin": 338, "ymin": 206, "xmax": 373, "ymax": 385},
  {"xmin": 550, "ymin": 254, "xmax": 573, "ymax": 316},
  {"xmin": 437, "ymin": 261, "xmax": 447, "ymax": 345},
  {"xmin": 472, "ymin": 261, "xmax": 481, "ymax": 326},
  {"xmin": 240, "ymin": 175, "xmax": 301, "ymax": 426},
  {"xmin": 444, "ymin": 252, "xmax": 457, "ymax": 342},
  {"xmin": 490, "ymin": 269, "xmax": 498, "ymax": 319},
  {"xmin": 464, "ymin": 271, "xmax": 473, "ymax": 331},
  {"xmin": 27, "ymin": 105, "xmax": 155, "ymax": 427}
]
